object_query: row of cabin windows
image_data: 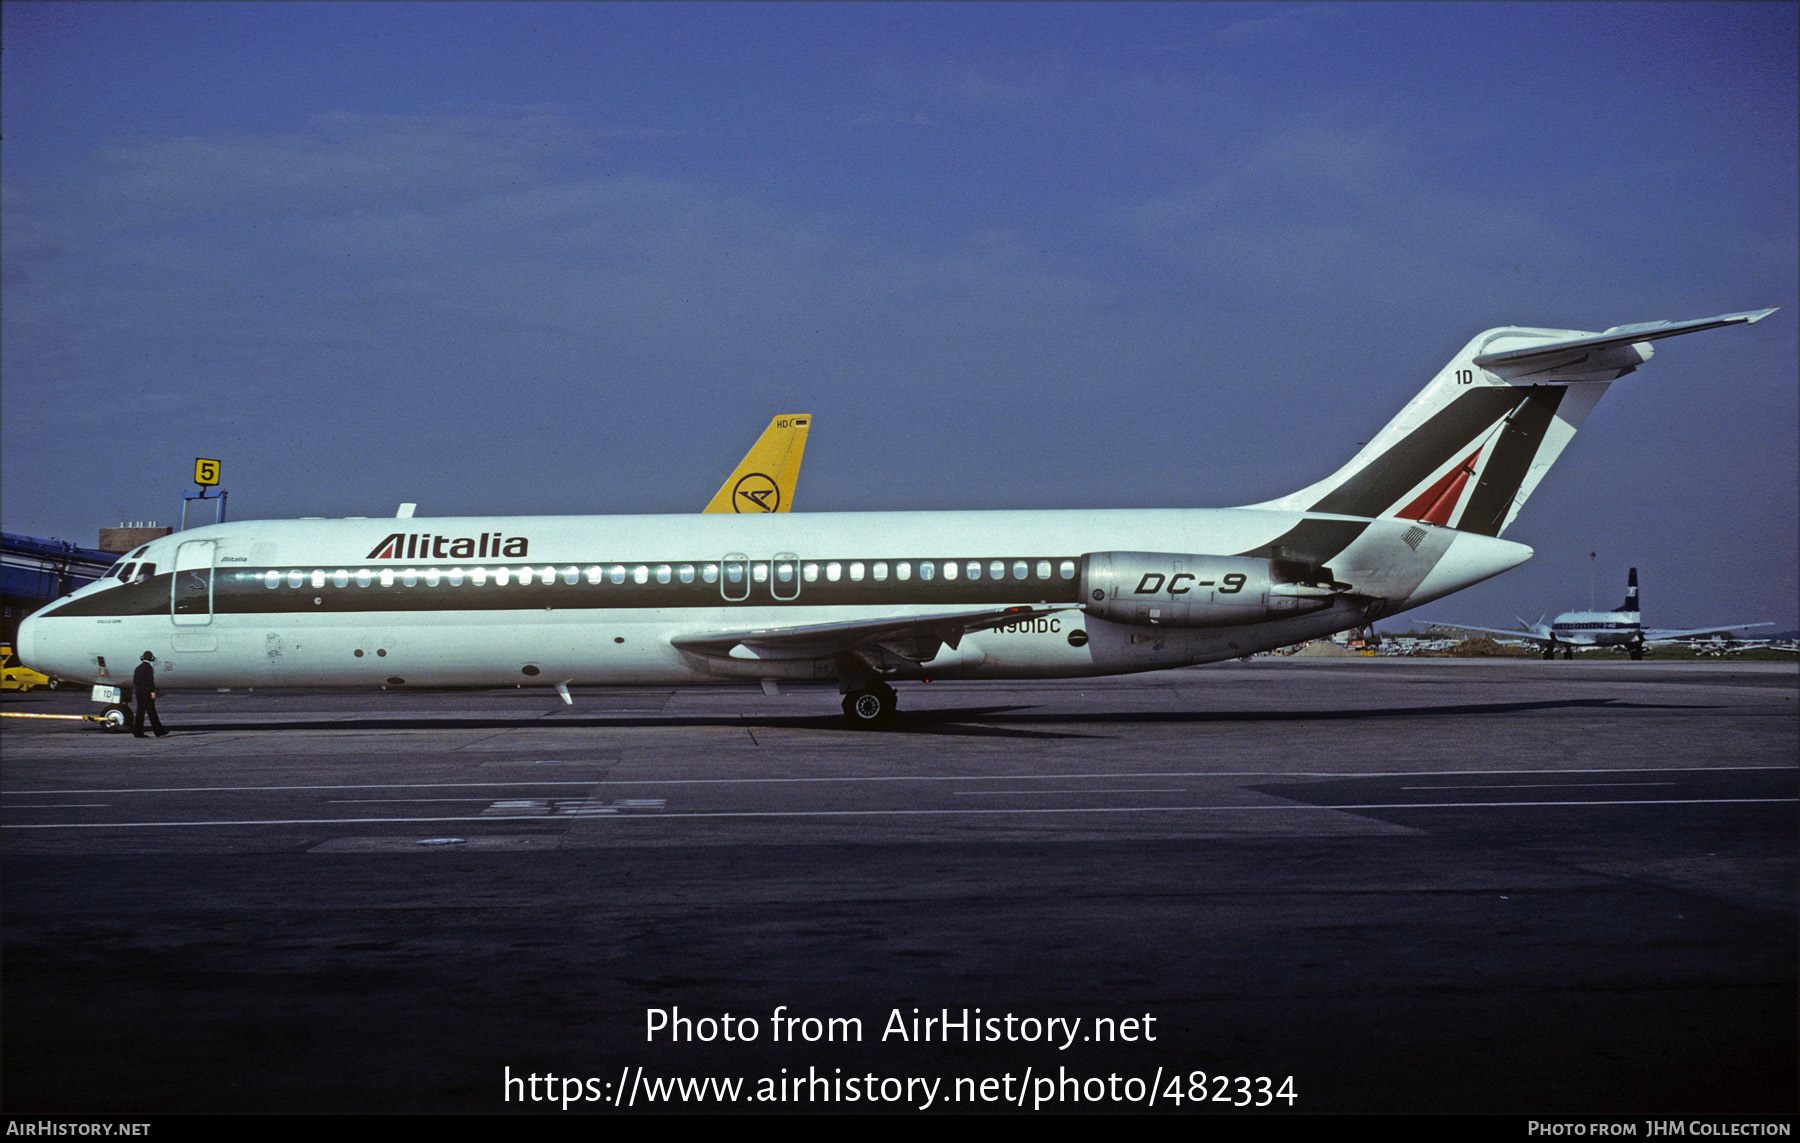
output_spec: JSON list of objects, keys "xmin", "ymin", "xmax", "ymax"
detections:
[{"xmin": 261, "ymin": 559, "xmax": 1081, "ymax": 591}]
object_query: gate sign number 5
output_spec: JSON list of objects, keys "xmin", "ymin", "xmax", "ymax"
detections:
[{"xmin": 194, "ymin": 458, "xmax": 221, "ymax": 487}]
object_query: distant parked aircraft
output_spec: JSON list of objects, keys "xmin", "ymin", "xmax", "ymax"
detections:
[
  {"xmin": 703, "ymin": 415, "xmax": 810, "ymax": 513},
  {"xmin": 1447, "ymin": 567, "xmax": 1772, "ymax": 659}
]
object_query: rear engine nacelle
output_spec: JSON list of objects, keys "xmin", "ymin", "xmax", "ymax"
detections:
[{"xmin": 1080, "ymin": 551, "xmax": 1340, "ymax": 628}]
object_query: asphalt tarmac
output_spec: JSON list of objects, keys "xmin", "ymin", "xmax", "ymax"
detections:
[{"xmin": 3, "ymin": 658, "xmax": 1794, "ymax": 1114}]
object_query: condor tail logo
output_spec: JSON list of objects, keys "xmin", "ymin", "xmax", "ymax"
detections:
[{"xmin": 366, "ymin": 532, "xmax": 530, "ymax": 560}]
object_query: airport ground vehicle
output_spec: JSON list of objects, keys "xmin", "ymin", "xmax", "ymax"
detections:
[{"xmin": 1, "ymin": 643, "xmax": 55, "ymax": 692}]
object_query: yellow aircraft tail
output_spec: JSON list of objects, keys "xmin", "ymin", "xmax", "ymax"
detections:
[{"xmin": 702, "ymin": 415, "xmax": 811, "ymax": 513}]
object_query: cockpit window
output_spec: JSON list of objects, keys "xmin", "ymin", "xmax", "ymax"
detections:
[
  {"xmin": 117, "ymin": 563, "xmax": 137, "ymax": 581},
  {"xmin": 136, "ymin": 563, "xmax": 156, "ymax": 581},
  {"xmin": 129, "ymin": 546, "xmax": 150, "ymax": 558}
]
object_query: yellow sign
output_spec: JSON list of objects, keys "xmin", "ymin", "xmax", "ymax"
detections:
[{"xmin": 194, "ymin": 458, "xmax": 221, "ymax": 487}]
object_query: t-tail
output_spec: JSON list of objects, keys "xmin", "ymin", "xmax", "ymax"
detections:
[
  {"xmin": 1250, "ymin": 309, "xmax": 1776, "ymax": 535},
  {"xmin": 1617, "ymin": 567, "xmax": 1640, "ymax": 615}
]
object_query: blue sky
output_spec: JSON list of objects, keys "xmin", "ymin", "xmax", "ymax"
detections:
[{"xmin": 4, "ymin": 1, "xmax": 1795, "ymax": 628}]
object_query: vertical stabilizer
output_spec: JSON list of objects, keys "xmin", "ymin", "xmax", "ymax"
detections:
[
  {"xmin": 1247, "ymin": 309, "xmax": 1774, "ymax": 537},
  {"xmin": 703, "ymin": 415, "xmax": 812, "ymax": 513},
  {"xmin": 1616, "ymin": 567, "xmax": 1640, "ymax": 615}
]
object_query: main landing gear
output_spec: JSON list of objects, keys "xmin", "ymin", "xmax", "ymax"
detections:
[{"xmin": 841, "ymin": 681, "xmax": 898, "ymax": 729}]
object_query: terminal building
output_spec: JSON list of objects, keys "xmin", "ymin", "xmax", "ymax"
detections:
[{"xmin": 1, "ymin": 522, "xmax": 170, "ymax": 647}]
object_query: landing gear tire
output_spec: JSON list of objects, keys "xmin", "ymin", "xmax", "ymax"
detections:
[
  {"xmin": 1629, "ymin": 648, "xmax": 1644, "ymax": 661},
  {"xmin": 101, "ymin": 705, "xmax": 133, "ymax": 734},
  {"xmin": 842, "ymin": 685, "xmax": 897, "ymax": 729},
  {"xmin": 1543, "ymin": 646, "xmax": 1557, "ymax": 660},
  {"xmin": 1562, "ymin": 647, "xmax": 1574, "ymax": 660}
]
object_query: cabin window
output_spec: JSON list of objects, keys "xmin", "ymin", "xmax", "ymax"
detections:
[
  {"xmin": 585, "ymin": 566, "xmax": 602, "ymax": 584},
  {"xmin": 942, "ymin": 560, "xmax": 957, "ymax": 580},
  {"xmin": 702, "ymin": 564, "xmax": 719, "ymax": 584},
  {"xmin": 990, "ymin": 560, "xmax": 1005, "ymax": 579},
  {"xmin": 919, "ymin": 561, "xmax": 934, "ymax": 580},
  {"xmin": 263, "ymin": 570, "xmax": 280, "ymax": 589},
  {"xmin": 633, "ymin": 565, "xmax": 649, "ymax": 584},
  {"xmin": 826, "ymin": 562, "xmax": 842, "ymax": 582},
  {"xmin": 471, "ymin": 568, "xmax": 488, "ymax": 586},
  {"xmin": 896, "ymin": 561, "xmax": 911, "ymax": 581},
  {"xmin": 610, "ymin": 566, "xmax": 626, "ymax": 584},
  {"xmin": 1013, "ymin": 561, "xmax": 1029, "ymax": 580},
  {"xmin": 355, "ymin": 569, "xmax": 372, "ymax": 587},
  {"xmin": 850, "ymin": 562, "xmax": 865, "ymax": 582},
  {"xmin": 656, "ymin": 565, "xmax": 672, "ymax": 584},
  {"xmin": 381, "ymin": 569, "xmax": 397, "ymax": 587},
  {"xmin": 872, "ymin": 562, "xmax": 888, "ymax": 581},
  {"xmin": 334, "ymin": 570, "xmax": 350, "ymax": 588},
  {"xmin": 426, "ymin": 568, "xmax": 441, "ymax": 586},
  {"xmin": 314, "ymin": 570, "xmax": 328, "ymax": 589},
  {"xmin": 495, "ymin": 567, "xmax": 512, "ymax": 586},
  {"xmin": 775, "ymin": 560, "xmax": 794, "ymax": 584},
  {"xmin": 752, "ymin": 563, "xmax": 769, "ymax": 583},
  {"xmin": 1036, "ymin": 560, "xmax": 1051, "ymax": 580},
  {"xmin": 967, "ymin": 561, "xmax": 981, "ymax": 580},
  {"xmin": 679, "ymin": 565, "xmax": 695, "ymax": 584},
  {"xmin": 449, "ymin": 568, "xmax": 465, "ymax": 586},
  {"xmin": 802, "ymin": 563, "xmax": 818, "ymax": 582},
  {"xmin": 400, "ymin": 570, "xmax": 416, "ymax": 587},
  {"xmin": 1059, "ymin": 559, "xmax": 1076, "ymax": 579},
  {"xmin": 519, "ymin": 567, "xmax": 536, "ymax": 586},
  {"xmin": 289, "ymin": 570, "xmax": 305, "ymax": 589}
]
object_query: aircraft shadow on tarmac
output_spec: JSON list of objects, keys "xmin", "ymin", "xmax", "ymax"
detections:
[{"xmin": 131, "ymin": 697, "xmax": 1714, "ymax": 741}]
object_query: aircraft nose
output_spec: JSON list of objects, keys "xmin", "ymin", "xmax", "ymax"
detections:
[{"xmin": 15, "ymin": 611, "xmax": 40, "ymax": 670}]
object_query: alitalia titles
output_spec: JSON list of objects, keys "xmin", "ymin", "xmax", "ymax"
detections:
[{"xmin": 367, "ymin": 532, "xmax": 530, "ymax": 561}]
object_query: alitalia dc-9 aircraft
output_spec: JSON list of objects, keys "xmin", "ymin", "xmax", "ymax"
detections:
[{"xmin": 16, "ymin": 309, "xmax": 1774, "ymax": 729}]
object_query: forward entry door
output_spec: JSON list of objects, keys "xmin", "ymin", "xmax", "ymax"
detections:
[{"xmin": 171, "ymin": 540, "xmax": 216, "ymax": 625}]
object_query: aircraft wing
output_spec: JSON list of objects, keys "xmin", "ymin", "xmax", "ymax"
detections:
[
  {"xmin": 1644, "ymin": 622, "xmax": 1773, "ymax": 642},
  {"xmin": 1472, "ymin": 308, "xmax": 1777, "ymax": 378},
  {"xmin": 671, "ymin": 604, "xmax": 1077, "ymax": 664},
  {"xmin": 1431, "ymin": 624, "xmax": 1553, "ymax": 645}
]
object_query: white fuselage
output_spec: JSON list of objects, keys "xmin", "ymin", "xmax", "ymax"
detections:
[
  {"xmin": 1544, "ymin": 609, "xmax": 1643, "ymax": 649},
  {"xmin": 17, "ymin": 507, "xmax": 1530, "ymax": 692}
]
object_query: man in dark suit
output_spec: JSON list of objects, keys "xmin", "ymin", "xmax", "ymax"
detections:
[{"xmin": 133, "ymin": 651, "xmax": 169, "ymax": 738}]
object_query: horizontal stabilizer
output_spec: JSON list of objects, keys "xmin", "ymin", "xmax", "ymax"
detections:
[{"xmin": 1472, "ymin": 308, "xmax": 1776, "ymax": 377}]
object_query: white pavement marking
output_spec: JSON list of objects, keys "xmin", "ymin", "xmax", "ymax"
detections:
[
  {"xmin": 3, "ymin": 765, "xmax": 1790, "ymax": 797},
  {"xmin": 3, "ymin": 797, "xmax": 1793, "ymax": 829}
]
